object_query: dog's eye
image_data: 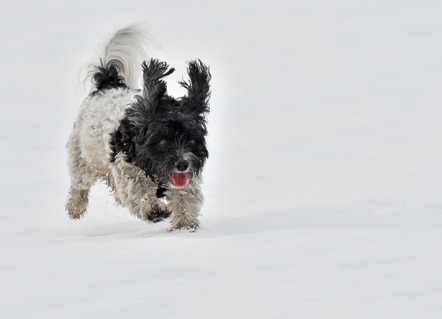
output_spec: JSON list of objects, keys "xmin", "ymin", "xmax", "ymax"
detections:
[{"xmin": 159, "ymin": 140, "xmax": 167, "ymax": 146}]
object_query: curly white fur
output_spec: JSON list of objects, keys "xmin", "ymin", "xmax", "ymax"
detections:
[
  {"xmin": 66, "ymin": 25, "xmax": 203, "ymax": 230},
  {"xmin": 80, "ymin": 22, "xmax": 152, "ymax": 91}
]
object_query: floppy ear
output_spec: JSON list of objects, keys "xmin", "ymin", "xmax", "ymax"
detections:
[
  {"xmin": 109, "ymin": 113, "xmax": 155, "ymax": 178},
  {"xmin": 109, "ymin": 113, "xmax": 138, "ymax": 164},
  {"xmin": 179, "ymin": 60, "xmax": 211, "ymax": 114},
  {"xmin": 137, "ymin": 58, "xmax": 175, "ymax": 113}
]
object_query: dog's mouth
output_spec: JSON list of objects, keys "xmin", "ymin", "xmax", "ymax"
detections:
[{"xmin": 171, "ymin": 172, "xmax": 188, "ymax": 187}]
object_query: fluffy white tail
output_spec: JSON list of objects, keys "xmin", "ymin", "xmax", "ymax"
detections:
[{"xmin": 81, "ymin": 23, "xmax": 151, "ymax": 91}]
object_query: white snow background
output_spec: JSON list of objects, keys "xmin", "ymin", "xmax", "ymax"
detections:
[{"xmin": 1, "ymin": 1, "xmax": 441, "ymax": 318}]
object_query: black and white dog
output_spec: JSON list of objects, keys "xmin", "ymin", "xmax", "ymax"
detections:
[{"xmin": 65, "ymin": 24, "xmax": 211, "ymax": 231}]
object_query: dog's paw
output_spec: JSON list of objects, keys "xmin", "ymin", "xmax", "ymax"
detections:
[
  {"xmin": 145, "ymin": 205, "xmax": 172, "ymax": 223},
  {"xmin": 170, "ymin": 221, "xmax": 200, "ymax": 232},
  {"xmin": 66, "ymin": 203, "xmax": 87, "ymax": 220},
  {"xmin": 65, "ymin": 190, "xmax": 88, "ymax": 220}
]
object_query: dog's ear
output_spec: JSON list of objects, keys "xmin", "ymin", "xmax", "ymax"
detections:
[
  {"xmin": 138, "ymin": 59, "xmax": 175, "ymax": 113},
  {"xmin": 179, "ymin": 60, "xmax": 211, "ymax": 115},
  {"xmin": 109, "ymin": 114, "xmax": 138, "ymax": 164}
]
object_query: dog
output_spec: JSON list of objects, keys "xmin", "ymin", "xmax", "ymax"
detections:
[{"xmin": 65, "ymin": 24, "xmax": 211, "ymax": 231}]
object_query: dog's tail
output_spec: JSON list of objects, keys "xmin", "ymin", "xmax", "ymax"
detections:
[{"xmin": 81, "ymin": 23, "xmax": 151, "ymax": 92}]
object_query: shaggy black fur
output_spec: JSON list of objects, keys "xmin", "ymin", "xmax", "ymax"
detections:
[{"xmin": 108, "ymin": 58, "xmax": 211, "ymax": 187}]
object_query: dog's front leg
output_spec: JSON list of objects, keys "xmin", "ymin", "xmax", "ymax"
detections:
[
  {"xmin": 142, "ymin": 197, "xmax": 172, "ymax": 223},
  {"xmin": 122, "ymin": 182, "xmax": 172, "ymax": 223},
  {"xmin": 111, "ymin": 156, "xmax": 171, "ymax": 222},
  {"xmin": 117, "ymin": 178, "xmax": 171, "ymax": 223},
  {"xmin": 167, "ymin": 183, "xmax": 203, "ymax": 231}
]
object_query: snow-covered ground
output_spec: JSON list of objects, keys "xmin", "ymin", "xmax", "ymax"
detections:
[{"xmin": 1, "ymin": 1, "xmax": 442, "ymax": 318}]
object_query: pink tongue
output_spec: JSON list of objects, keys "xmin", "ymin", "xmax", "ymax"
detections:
[{"xmin": 172, "ymin": 173, "xmax": 187, "ymax": 187}]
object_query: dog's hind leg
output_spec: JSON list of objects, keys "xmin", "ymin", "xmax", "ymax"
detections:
[
  {"xmin": 65, "ymin": 133, "xmax": 97, "ymax": 219},
  {"xmin": 66, "ymin": 187, "xmax": 90, "ymax": 220}
]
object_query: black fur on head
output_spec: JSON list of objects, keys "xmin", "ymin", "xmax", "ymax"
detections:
[{"xmin": 110, "ymin": 58, "xmax": 211, "ymax": 187}]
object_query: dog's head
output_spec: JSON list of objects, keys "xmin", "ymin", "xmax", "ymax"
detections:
[{"xmin": 111, "ymin": 59, "xmax": 211, "ymax": 188}]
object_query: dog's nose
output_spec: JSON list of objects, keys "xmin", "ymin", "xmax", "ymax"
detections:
[{"xmin": 176, "ymin": 160, "xmax": 189, "ymax": 172}]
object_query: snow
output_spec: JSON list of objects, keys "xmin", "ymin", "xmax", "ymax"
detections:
[{"xmin": 1, "ymin": 1, "xmax": 442, "ymax": 318}]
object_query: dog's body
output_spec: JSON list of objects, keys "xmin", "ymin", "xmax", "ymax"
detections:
[{"xmin": 66, "ymin": 24, "xmax": 211, "ymax": 230}]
